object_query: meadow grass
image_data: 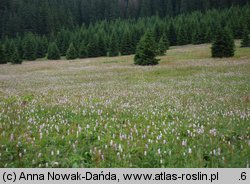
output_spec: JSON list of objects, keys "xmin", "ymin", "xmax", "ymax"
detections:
[{"xmin": 0, "ymin": 42, "xmax": 249, "ymax": 168}]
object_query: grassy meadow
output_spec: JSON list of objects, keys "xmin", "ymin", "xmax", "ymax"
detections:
[{"xmin": 0, "ymin": 42, "xmax": 249, "ymax": 168}]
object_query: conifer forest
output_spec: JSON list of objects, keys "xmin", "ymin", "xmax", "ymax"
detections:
[{"xmin": 0, "ymin": 0, "xmax": 249, "ymax": 168}]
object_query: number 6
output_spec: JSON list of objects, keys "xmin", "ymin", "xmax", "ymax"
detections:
[{"xmin": 241, "ymin": 172, "xmax": 246, "ymax": 180}]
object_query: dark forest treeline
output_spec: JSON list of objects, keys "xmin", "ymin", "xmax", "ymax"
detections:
[
  {"xmin": 0, "ymin": 5, "xmax": 250, "ymax": 63},
  {"xmin": 0, "ymin": 0, "xmax": 249, "ymax": 37}
]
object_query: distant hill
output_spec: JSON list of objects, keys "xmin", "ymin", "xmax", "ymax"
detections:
[{"xmin": 0, "ymin": 0, "xmax": 249, "ymax": 37}]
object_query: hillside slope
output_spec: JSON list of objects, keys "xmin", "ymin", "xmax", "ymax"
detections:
[{"xmin": 0, "ymin": 43, "xmax": 249, "ymax": 167}]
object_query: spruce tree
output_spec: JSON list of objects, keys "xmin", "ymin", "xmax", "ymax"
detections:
[
  {"xmin": 96, "ymin": 32, "xmax": 107, "ymax": 56},
  {"xmin": 177, "ymin": 27, "xmax": 188, "ymax": 45},
  {"xmin": 140, "ymin": 0, "xmax": 151, "ymax": 17},
  {"xmin": 87, "ymin": 38, "xmax": 99, "ymax": 58},
  {"xmin": 166, "ymin": 0, "xmax": 173, "ymax": 16},
  {"xmin": 4, "ymin": 40, "xmax": 22, "ymax": 64},
  {"xmin": 180, "ymin": 0, "xmax": 188, "ymax": 14},
  {"xmin": 71, "ymin": 34, "xmax": 81, "ymax": 56},
  {"xmin": 158, "ymin": 39, "xmax": 165, "ymax": 56},
  {"xmin": 15, "ymin": 36, "xmax": 23, "ymax": 60},
  {"xmin": 194, "ymin": 29, "xmax": 206, "ymax": 44},
  {"xmin": 108, "ymin": 33, "xmax": 119, "ymax": 57},
  {"xmin": 0, "ymin": 44, "xmax": 7, "ymax": 64},
  {"xmin": 87, "ymin": 42, "xmax": 95, "ymax": 58},
  {"xmin": 241, "ymin": 26, "xmax": 250, "ymax": 47},
  {"xmin": 36, "ymin": 36, "xmax": 48, "ymax": 58},
  {"xmin": 4, "ymin": 39, "xmax": 15, "ymax": 63},
  {"xmin": 157, "ymin": 33, "xmax": 169, "ymax": 55},
  {"xmin": 22, "ymin": 33, "xmax": 37, "ymax": 61},
  {"xmin": 66, "ymin": 43, "xmax": 78, "ymax": 60},
  {"xmin": 163, "ymin": 33, "xmax": 170, "ymax": 50},
  {"xmin": 47, "ymin": 42, "xmax": 60, "ymax": 60},
  {"xmin": 56, "ymin": 29, "xmax": 71, "ymax": 56},
  {"xmin": 11, "ymin": 46, "xmax": 22, "ymax": 64},
  {"xmin": 134, "ymin": 31, "xmax": 159, "ymax": 66},
  {"xmin": 79, "ymin": 41, "xmax": 88, "ymax": 58},
  {"xmin": 192, "ymin": 27, "xmax": 202, "ymax": 44},
  {"xmin": 168, "ymin": 23, "xmax": 177, "ymax": 46},
  {"xmin": 121, "ymin": 29, "xmax": 133, "ymax": 55},
  {"xmin": 212, "ymin": 27, "xmax": 235, "ymax": 58}
]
